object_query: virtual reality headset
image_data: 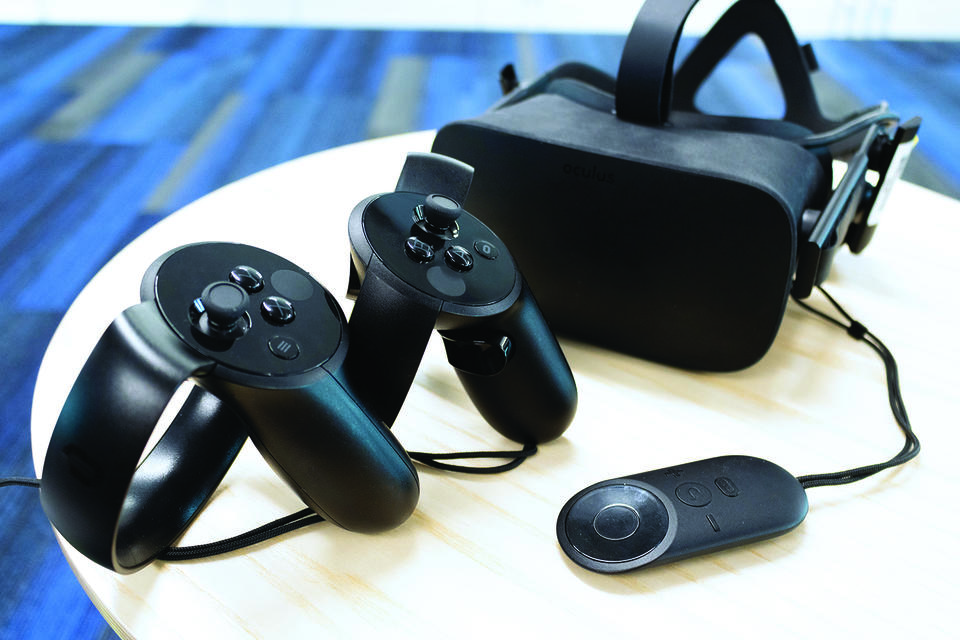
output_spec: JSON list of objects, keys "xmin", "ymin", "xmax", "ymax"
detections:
[{"xmin": 432, "ymin": 0, "xmax": 919, "ymax": 370}]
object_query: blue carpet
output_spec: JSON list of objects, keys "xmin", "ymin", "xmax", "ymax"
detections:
[{"xmin": 0, "ymin": 25, "xmax": 956, "ymax": 639}]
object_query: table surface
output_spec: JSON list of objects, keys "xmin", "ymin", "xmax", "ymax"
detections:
[{"xmin": 31, "ymin": 131, "xmax": 959, "ymax": 639}]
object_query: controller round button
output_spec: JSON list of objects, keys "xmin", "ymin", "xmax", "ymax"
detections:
[
  {"xmin": 268, "ymin": 336, "xmax": 300, "ymax": 360},
  {"xmin": 405, "ymin": 236, "xmax": 435, "ymax": 263},
  {"xmin": 200, "ymin": 282, "xmax": 249, "ymax": 330},
  {"xmin": 444, "ymin": 246, "xmax": 474, "ymax": 272},
  {"xmin": 426, "ymin": 266, "xmax": 467, "ymax": 297},
  {"xmin": 271, "ymin": 269, "xmax": 314, "ymax": 301},
  {"xmin": 261, "ymin": 296, "xmax": 295, "ymax": 324},
  {"xmin": 474, "ymin": 240, "xmax": 499, "ymax": 260},
  {"xmin": 593, "ymin": 504, "xmax": 641, "ymax": 541},
  {"xmin": 229, "ymin": 265, "xmax": 264, "ymax": 292},
  {"xmin": 676, "ymin": 482, "xmax": 712, "ymax": 507},
  {"xmin": 422, "ymin": 194, "xmax": 462, "ymax": 231}
]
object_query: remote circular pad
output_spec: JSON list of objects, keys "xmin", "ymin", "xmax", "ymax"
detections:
[{"xmin": 560, "ymin": 481, "xmax": 677, "ymax": 567}]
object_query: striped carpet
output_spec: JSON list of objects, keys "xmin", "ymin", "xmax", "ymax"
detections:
[{"xmin": 1, "ymin": 25, "xmax": 957, "ymax": 639}]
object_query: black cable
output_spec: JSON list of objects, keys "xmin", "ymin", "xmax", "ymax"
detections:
[
  {"xmin": 0, "ymin": 443, "xmax": 537, "ymax": 562},
  {"xmin": 0, "ymin": 477, "xmax": 41, "ymax": 488},
  {"xmin": 791, "ymin": 286, "xmax": 920, "ymax": 489},
  {"xmin": 408, "ymin": 443, "xmax": 537, "ymax": 474},
  {"xmin": 797, "ymin": 105, "xmax": 899, "ymax": 149},
  {"xmin": 157, "ymin": 508, "xmax": 324, "ymax": 561}
]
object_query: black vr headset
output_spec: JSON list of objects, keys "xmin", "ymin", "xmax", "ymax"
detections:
[{"xmin": 432, "ymin": 0, "xmax": 919, "ymax": 370}]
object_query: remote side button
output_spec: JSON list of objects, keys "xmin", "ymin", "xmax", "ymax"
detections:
[
  {"xmin": 405, "ymin": 236, "xmax": 435, "ymax": 263},
  {"xmin": 268, "ymin": 336, "xmax": 300, "ymax": 360},
  {"xmin": 229, "ymin": 265, "xmax": 264, "ymax": 292},
  {"xmin": 675, "ymin": 482, "xmax": 712, "ymax": 507},
  {"xmin": 715, "ymin": 476, "xmax": 739, "ymax": 497},
  {"xmin": 261, "ymin": 296, "xmax": 295, "ymax": 324},
  {"xmin": 474, "ymin": 240, "xmax": 499, "ymax": 260},
  {"xmin": 444, "ymin": 246, "xmax": 474, "ymax": 272}
]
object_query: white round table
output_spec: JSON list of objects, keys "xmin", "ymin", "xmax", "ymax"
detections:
[{"xmin": 31, "ymin": 131, "xmax": 959, "ymax": 638}]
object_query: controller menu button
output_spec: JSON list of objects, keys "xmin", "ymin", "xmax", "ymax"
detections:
[
  {"xmin": 715, "ymin": 477, "xmax": 739, "ymax": 497},
  {"xmin": 676, "ymin": 482, "xmax": 712, "ymax": 507},
  {"xmin": 268, "ymin": 336, "xmax": 300, "ymax": 360},
  {"xmin": 229, "ymin": 265, "xmax": 264, "ymax": 292},
  {"xmin": 474, "ymin": 239, "xmax": 499, "ymax": 260},
  {"xmin": 261, "ymin": 296, "xmax": 295, "ymax": 324},
  {"xmin": 444, "ymin": 245, "xmax": 474, "ymax": 272},
  {"xmin": 405, "ymin": 236, "xmax": 435, "ymax": 263}
]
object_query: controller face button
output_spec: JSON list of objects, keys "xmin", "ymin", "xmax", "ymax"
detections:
[
  {"xmin": 261, "ymin": 296, "xmax": 295, "ymax": 325},
  {"xmin": 675, "ymin": 482, "xmax": 712, "ymax": 507},
  {"xmin": 229, "ymin": 265, "xmax": 264, "ymax": 292},
  {"xmin": 473, "ymin": 240, "xmax": 499, "ymax": 260},
  {"xmin": 271, "ymin": 269, "xmax": 314, "ymax": 301},
  {"xmin": 267, "ymin": 335, "xmax": 300, "ymax": 360},
  {"xmin": 715, "ymin": 477, "xmax": 739, "ymax": 497},
  {"xmin": 405, "ymin": 236, "xmax": 435, "ymax": 263},
  {"xmin": 444, "ymin": 245, "xmax": 474, "ymax": 272},
  {"xmin": 593, "ymin": 504, "xmax": 641, "ymax": 541}
]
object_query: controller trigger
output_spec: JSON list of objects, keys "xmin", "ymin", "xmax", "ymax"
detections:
[
  {"xmin": 347, "ymin": 259, "xmax": 362, "ymax": 300},
  {"xmin": 440, "ymin": 332, "xmax": 513, "ymax": 376}
]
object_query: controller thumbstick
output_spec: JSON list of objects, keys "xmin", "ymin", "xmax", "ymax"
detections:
[
  {"xmin": 200, "ymin": 281, "xmax": 250, "ymax": 334},
  {"xmin": 422, "ymin": 194, "xmax": 463, "ymax": 232}
]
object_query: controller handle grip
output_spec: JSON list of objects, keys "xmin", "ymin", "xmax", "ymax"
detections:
[
  {"xmin": 39, "ymin": 302, "xmax": 247, "ymax": 572},
  {"xmin": 343, "ymin": 260, "xmax": 442, "ymax": 428},
  {"xmin": 440, "ymin": 281, "xmax": 577, "ymax": 444},
  {"xmin": 206, "ymin": 370, "xmax": 420, "ymax": 533}
]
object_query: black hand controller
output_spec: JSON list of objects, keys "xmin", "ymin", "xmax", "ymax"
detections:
[
  {"xmin": 344, "ymin": 152, "xmax": 577, "ymax": 444},
  {"xmin": 557, "ymin": 455, "xmax": 808, "ymax": 572},
  {"xmin": 40, "ymin": 242, "xmax": 419, "ymax": 573}
]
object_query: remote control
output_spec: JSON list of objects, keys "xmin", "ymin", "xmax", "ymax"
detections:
[{"xmin": 557, "ymin": 455, "xmax": 808, "ymax": 573}]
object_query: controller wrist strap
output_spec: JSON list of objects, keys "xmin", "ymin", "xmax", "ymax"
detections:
[{"xmin": 791, "ymin": 286, "xmax": 920, "ymax": 489}]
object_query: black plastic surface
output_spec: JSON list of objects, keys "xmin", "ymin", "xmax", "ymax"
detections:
[
  {"xmin": 434, "ymin": 118, "xmax": 824, "ymax": 370},
  {"xmin": 557, "ymin": 455, "xmax": 808, "ymax": 573},
  {"xmin": 431, "ymin": 0, "xmax": 835, "ymax": 371},
  {"xmin": 41, "ymin": 242, "xmax": 420, "ymax": 572},
  {"xmin": 345, "ymin": 154, "xmax": 577, "ymax": 444}
]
